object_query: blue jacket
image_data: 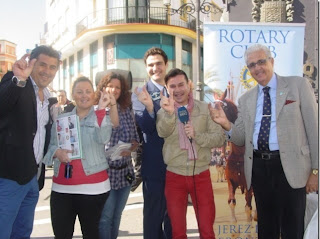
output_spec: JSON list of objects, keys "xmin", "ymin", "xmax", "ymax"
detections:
[{"xmin": 132, "ymin": 81, "xmax": 167, "ymax": 182}]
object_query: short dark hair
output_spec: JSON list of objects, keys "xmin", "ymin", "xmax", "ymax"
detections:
[
  {"xmin": 71, "ymin": 76, "xmax": 93, "ymax": 94},
  {"xmin": 164, "ymin": 68, "xmax": 188, "ymax": 85},
  {"xmin": 30, "ymin": 45, "xmax": 60, "ymax": 65},
  {"xmin": 144, "ymin": 47, "xmax": 168, "ymax": 65},
  {"xmin": 95, "ymin": 72, "xmax": 131, "ymax": 110}
]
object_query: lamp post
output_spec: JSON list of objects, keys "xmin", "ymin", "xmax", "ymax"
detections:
[{"xmin": 163, "ymin": 0, "xmax": 222, "ymax": 100}]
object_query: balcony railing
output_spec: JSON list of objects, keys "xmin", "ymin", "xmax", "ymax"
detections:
[{"xmin": 75, "ymin": 6, "xmax": 198, "ymax": 36}]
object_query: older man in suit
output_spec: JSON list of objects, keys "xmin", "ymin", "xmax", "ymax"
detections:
[
  {"xmin": 209, "ymin": 44, "xmax": 318, "ymax": 239},
  {"xmin": 0, "ymin": 45, "xmax": 60, "ymax": 239}
]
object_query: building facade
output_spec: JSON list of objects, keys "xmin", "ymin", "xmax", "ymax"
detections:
[
  {"xmin": 0, "ymin": 40, "xmax": 17, "ymax": 80},
  {"xmin": 43, "ymin": 0, "xmax": 225, "ymax": 97},
  {"xmin": 43, "ymin": 0, "xmax": 318, "ymax": 99}
]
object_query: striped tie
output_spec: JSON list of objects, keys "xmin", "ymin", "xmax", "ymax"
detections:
[{"xmin": 258, "ymin": 86, "xmax": 271, "ymax": 150}]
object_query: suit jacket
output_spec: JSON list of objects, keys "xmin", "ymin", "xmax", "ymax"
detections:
[
  {"xmin": 0, "ymin": 72, "xmax": 53, "ymax": 189},
  {"xmin": 132, "ymin": 80, "xmax": 167, "ymax": 184},
  {"xmin": 230, "ymin": 74, "xmax": 318, "ymax": 189}
]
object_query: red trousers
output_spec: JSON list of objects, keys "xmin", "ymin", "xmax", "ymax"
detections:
[{"xmin": 165, "ymin": 169, "xmax": 216, "ymax": 239}]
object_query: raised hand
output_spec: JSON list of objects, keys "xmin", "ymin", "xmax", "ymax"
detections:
[
  {"xmin": 104, "ymin": 87, "xmax": 119, "ymax": 127},
  {"xmin": 160, "ymin": 89, "xmax": 174, "ymax": 115},
  {"xmin": 208, "ymin": 102, "xmax": 231, "ymax": 130},
  {"xmin": 98, "ymin": 88, "xmax": 112, "ymax": 110},
  {"xmin": 12, "ymin": 54, "xmax": 37, "ymax": 81},
  {"xmin": 134, "ymin": 86, "xmax": 154, "ymax": 113}
]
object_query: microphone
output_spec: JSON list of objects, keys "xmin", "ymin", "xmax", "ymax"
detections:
[{"xmin": 178, "ymin": 107, "xmax": 192, "ymax": 142}]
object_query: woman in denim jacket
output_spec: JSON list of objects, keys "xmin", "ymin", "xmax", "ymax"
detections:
[{"xmin": 43, "ymin": 76, "xmax": 119, "ymax": 239}]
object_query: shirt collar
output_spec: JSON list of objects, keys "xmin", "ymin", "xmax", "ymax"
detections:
[
  {"xmin": 150, "ymin": 79, "xmax": 164, "ymax": 91},
  {"xmin": 30, "ymin": 76, "xmax": 51, "ymax": 101},
  {"xmin": 258, "ymin": 73, "xmax": 277, "ymax": 93}
]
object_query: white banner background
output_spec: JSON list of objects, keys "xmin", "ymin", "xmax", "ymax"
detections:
[
  {"xmin": 203, "ymin": 22, "xmax": 305, "ymax": 104},
  {"xmin": 203, "ymin": 22, "xmax": 305, "ymax": 239}
]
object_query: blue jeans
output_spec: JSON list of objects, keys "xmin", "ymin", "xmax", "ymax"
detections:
[
  {"xmin": 0, "ymin": 176, "xmax": 39, "ymax": 239},
  {"xmin": 99, "ymin": 186, "xmax": 131, "ymax": 239}
]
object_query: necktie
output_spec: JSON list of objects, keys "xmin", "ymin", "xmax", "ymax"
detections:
[{"xmin": 258, "ymin": 86, "xmax": 271, "ymax": 150}]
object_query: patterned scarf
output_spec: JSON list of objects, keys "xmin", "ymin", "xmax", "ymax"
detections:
[{"xmin": 174, "ymin": 92, "xmax": 198, "ymax": 160}]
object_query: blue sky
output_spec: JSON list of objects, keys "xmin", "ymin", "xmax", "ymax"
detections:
[{"xmin": 0, "ymin": 0, "xmax": 46, "ymax": 58}]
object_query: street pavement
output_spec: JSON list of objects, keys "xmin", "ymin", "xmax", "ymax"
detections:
[
  {"xmin": 31, "ymin": 167, "xmax": 257, "ymax": 239},
  {"xmin": 31, "ymin": 168, "xmax": 200, "ymax": 239}
]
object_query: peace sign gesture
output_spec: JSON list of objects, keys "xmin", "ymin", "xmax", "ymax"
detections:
[
  {"xmin": 134, "ymin": 86, "xmax": 154, "ymax": 113},
  {"xmin": 160, "ymin": 89, "xmax": 175, "ymax": 115}
]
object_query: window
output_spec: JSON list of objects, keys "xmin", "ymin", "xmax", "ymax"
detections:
[
  {"xmin": 63, "ymin": 59, "xmax": 67, "ymax": 79},
  {"xmin": 6, "ymin": 46, "xmax": 15, "ymax": 55},
  {"xmin": 69, "ymin": 55, "xmax": 74, "ymax": 78},
  {"xmin": 90, "ymin": 41, "xmax": 98, "ymax": 81},
  {"xmin": 77, "ymin": 50, "xmax": 83, "ymax": 73},
  {"xmin": 182, "ymin": 40, "xmax": 192, "ymax": 78},
  {"xmin": 90, "ymin": 41, "xmax": 98, "ymax": 68}
]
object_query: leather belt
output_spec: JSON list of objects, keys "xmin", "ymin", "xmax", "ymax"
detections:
[
  {"xmin": 109, "ymin": 163, "xmax": 129, "ymax": 170},
  {"xmin": 253, "ymin": 150, "xmax": 280, "ymax": 160}
]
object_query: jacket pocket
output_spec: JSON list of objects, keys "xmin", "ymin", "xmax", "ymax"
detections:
[{"xmin": 301, "ymin": 145, "xmax": 310, "ymax": 155}]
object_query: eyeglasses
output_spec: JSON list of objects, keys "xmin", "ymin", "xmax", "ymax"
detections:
[{"xmin": 247, "ymin": 58, "xmax": 270, "ymax": 69}]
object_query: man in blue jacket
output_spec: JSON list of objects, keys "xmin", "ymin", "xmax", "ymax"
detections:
[{"xmin": 132, "ymin": 47, "xmax": 172, "ymax": 239}]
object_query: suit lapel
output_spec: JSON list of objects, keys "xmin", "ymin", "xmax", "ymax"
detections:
[
  {"xmin": 275, "ymin": 75, "xmax": 288, "ymax": 120},
  {"xmin": 146, "ymin": 81, "xmax": 161, "ymax": 112},
  {"xmin": 27, "ymin": 79, "xmax": 38, "ymax": 127},
  {"xmin": 246, "ymin": 86, "xmax": 258, "ymax": 123}
]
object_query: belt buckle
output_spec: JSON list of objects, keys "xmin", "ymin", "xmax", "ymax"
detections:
[{"xmin": 261, "ymin": 152, "xmax": 271, "ymax": 160}]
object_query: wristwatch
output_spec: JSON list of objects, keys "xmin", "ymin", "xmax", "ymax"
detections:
[
  {"xmin": 312, "ymin": 169, "xmax": 318, "ymax": 175},
  {"xmin": 12, "ymin": 76, "xmax": 27, "ymax": 88}
]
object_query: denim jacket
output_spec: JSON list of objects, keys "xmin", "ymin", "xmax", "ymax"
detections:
[{"xmin": 43, "ymin": 106, "xmax": 112, "ymax": 177}]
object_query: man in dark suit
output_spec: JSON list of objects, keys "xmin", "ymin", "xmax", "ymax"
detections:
[
  {"xmin": 132, "ymin": 47, "xmax": 172, "ymax": 239},
  {"xmin": 209, "ymin": 44, "xmax": 318, "ymax": 239},
  {"xmin": 0, "ymin": 45, "xmax": 60, "ymax": 239}
]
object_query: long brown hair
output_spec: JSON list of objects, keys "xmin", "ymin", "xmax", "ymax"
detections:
[{"xmin": 95, "ymin": 72, "xmax": 131, "ymax": 111}]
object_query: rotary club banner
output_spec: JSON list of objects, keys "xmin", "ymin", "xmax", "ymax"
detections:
[
  {"xmin": 203, "ymin": 22, "xmax": 305, "ymax": 239},
  {"xmin": 203, "ymin": 22, "xmax": 305, "ymax": 104}
]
